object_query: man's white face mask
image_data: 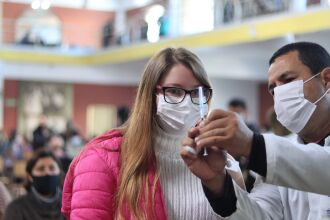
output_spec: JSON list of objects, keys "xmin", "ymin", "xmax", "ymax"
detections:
[
  {"xmin": 274, "ymin": 72, "xmax": 330, "ymax": 133},
  {"xmin": 156, "ymin": 95, "xmax": 208, "ymax": 134}
]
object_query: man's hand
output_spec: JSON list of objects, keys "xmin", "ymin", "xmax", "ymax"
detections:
[
  {"xmin": 195, "ymin": 109, "xmax": 254, "ymax": 158},
  {"xmin": 180, "ymin": 127, "xmax": 227, "ymax": 195}
]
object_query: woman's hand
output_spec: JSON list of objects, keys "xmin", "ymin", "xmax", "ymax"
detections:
[{"xmin": 180, "ymin": 127, "xmax": 227, "ymax": 195}]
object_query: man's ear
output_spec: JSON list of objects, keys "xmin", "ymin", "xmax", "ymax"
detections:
[{"xmin": 321, "ymin": 67, "xmax": 330, "ymax": 90}]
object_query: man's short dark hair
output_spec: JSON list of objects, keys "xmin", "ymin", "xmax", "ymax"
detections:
[
  {"xmin": 228, "ymin": 98, "xmax": 246, "ymax": 110},
  {"xmin": 269, "ymin": 42, "xmax": 330, "ymax": 75}
]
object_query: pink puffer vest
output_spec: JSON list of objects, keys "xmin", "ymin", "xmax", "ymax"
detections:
[{"xmin": 61, "ymin": 130, "xmax": 168, "ymax": 220}]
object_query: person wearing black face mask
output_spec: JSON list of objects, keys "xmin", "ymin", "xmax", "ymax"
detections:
[{"xmin": 4, "ymin": 151, "xmax": 65, "ymax": 220}]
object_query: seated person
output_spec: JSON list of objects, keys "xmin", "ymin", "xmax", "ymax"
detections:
[{"xmin": 4, "ymin": 151, "xmax": 65, "ymax": 220}]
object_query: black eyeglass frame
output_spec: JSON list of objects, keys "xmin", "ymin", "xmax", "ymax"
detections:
[{"xmin": 158, "ymin": 86, "xmax": 213, "ymax": 105}]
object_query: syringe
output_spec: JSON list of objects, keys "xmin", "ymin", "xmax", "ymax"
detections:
[{"xmin": 198, "ymin": 86, "xmax": 208, "ymax": 156}]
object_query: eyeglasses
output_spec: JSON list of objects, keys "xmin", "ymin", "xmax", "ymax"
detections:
[{"xmin": 158, "ymin": 86, "xmax": 212, "ymax": 104}]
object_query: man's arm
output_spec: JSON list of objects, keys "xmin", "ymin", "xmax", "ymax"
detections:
[
  {"xmin": 202, "ymin": 173, "xmax": 283, "ymax": 220},
  {"xmin": 262, "ymin": 134, "xmax": 330, "ymax": 195},
  {"xmin": 202, "ymin": 173, "xmax": 237, "ymax": 217},
  {"xmin": 245, "ymin": 133, "xmax": 330, "ymax": 195},
  {"xmin": 246, "ymin": 133, "xmax": 267, "ymax": 177},
  {"xmin": 196, "ymin": 109, "xmax": 330, "ymax": 195}
]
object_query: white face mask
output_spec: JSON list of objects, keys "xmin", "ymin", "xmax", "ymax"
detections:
[
  {"xmin": 274, "ymin": 72, "xmax": 330, "ymax": 133},
  {"xmin": 156, "ymin": 95, "xmax": 208, "ymax": 134}
]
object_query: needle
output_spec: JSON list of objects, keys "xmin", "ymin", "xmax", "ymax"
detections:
[{"xmin": 198, "ymin": 86, "xmax": 208, "ymax": 156}]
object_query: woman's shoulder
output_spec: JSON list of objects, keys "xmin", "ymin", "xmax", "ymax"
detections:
[
  {"xmin": 3, "ymin": 195, "xmax": 26, "ymax": 220},
  {"xmin": 62, "ymin": 130, "xmax": 123, "ymax": 218},
  {"xmin": 71, "ymin": 129, "xmax": 123, "ymax": 176},
  {"xmin": 5, "ymin": 193, "xmax": 30, "ymax": 211},
  {"xmin": 86, "ymin": 129, "xmax": 123, "ymax": 152}
]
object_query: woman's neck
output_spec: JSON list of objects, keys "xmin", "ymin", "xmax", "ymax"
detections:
[{"xmin": 31, "ymin": 187, "xmax": 60, "ymax": 204}]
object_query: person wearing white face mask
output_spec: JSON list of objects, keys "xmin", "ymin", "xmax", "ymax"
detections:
[
  {"xmin": 62, "ymin": 47, "xmax": 245, "ymax": 220},
  {"xmin": 274, "ymin": 71, "xmax": 330, "ymax": 134},
  {"xmin": 180, "ymin": 42, "xmax": 330, "ymax": 220},
  {"xmin": 156, "ymin": 86, "xmax": 208, "ymax": 133}
]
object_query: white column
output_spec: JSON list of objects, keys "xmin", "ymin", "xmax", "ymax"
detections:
[
  {"xmin": 114, "ymin": 5, "xmax": 128, "ymax": 44},
  {"xmin": 167, "ymin": 0, "xmax": 181, "ymax": 37},
  {"xmin": 290, "ymin": 0, "xmax": 307, "ymax": 12},
  {"xmin": 320, "ymin": 0, "xmax": 330, "ymax": 7},
  {"xmin": 0, "ymin": 62, "xmax": 4, "ymax": 130},
  {"xmin": 214, "ymin": 0, "xmax": 224, "ymax": 27},
  {"xmin": 0, "ymin": 2, "xmax": 3, "ymax": 44}
]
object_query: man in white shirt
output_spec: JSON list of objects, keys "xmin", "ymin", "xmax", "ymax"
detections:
[{"xmin": 180, "ymin": 42, "xmax": 330, "ymax": 219}]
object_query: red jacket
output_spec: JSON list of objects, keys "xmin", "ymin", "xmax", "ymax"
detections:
[{"xmin": 61, "ymin": 130, "xmax": 168, "ymax": 220}]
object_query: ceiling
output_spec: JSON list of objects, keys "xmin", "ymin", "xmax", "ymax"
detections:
[
  {"xmin": 2, "ymin": 0, "xmax": 155, "ymax": 11},
  {"xmin": 95, "ymin": 28, "xmax": 330, "ymax": 83},
  {"xmin": 3, "ymin": 29, "xmax": 330, "ymax": 87}
]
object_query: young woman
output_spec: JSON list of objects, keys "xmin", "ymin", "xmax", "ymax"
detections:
[
  {"xmin": 4, "ymin": 151, "xmax": 64, "ymax": 220},
  {"xmin": 62, "ymin": 47, "xmax": 225, "ymax": 220}
]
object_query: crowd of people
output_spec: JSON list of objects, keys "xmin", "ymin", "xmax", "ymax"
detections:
[
  {"xmin": 0, "ymin": 117, "xmax": 86, "ymax": 219},
  {"xmin": 0, "ymin": 104, "xmax": 132, "ymax": 219}
]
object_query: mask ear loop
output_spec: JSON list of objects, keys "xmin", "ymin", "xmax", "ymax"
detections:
[
  {"xmin": 304, "ymin": 72, "xmax": 329, "ymax": 104},
  {"xmin": 304, "ymin": 72, "xmax": 321, "ymax": 84},
  {"xmin": 314, "ymin": 88, "xmax": 330, "ymax": 104}
]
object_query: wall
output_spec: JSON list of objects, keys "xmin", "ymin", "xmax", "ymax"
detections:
[
  {"xmin": 3, "ymin": 80, "xmax": 137, "ymax": 138},
  {"xmin": 3, "ymin": 80, "xmax": 19, "ymax": 136},
  {"xmin": 2, "ymin": 2, "xmax": 115, "ymax": 48},
  {"xmin": 3, "ymin": 62, "xmax": 141, "ymax": 85},
  {"xmin": 73, "ymin": 84, "xmax": 137, "ymax": 136},
  {"xmin": 51, "ymin": 7, "xmax": 114, "ymax": 48},
  {"xmin": 2, "ymin": 2, "xmax": 26, "ymax": 44},
  {"xmin": 259, "ymin": 83, "xmax": 274, "ymax": 129},
  {"xmin": 210, "ymin": 78, "xmax": 259, "ymax": 126}
]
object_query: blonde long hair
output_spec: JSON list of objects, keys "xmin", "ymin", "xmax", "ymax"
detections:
[{"xmin": 116, "ymin": 47, "xmax": 211, "ymax": 219}]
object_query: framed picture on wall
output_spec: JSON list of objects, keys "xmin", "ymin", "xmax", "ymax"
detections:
[{"xmin": 18, "ymin": 81, "xmax": 72, "ymax": 139}]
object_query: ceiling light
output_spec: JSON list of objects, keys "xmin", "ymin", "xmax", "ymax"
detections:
[
  {"xmin": 41, "ymin": 0, "xmax": 51, "ymax": 10},
  {"xmin": 31, "ymin": 0, "xmax": 41, "ymax": 10}
]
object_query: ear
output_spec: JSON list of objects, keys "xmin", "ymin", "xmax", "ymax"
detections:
[
  {"xmin": 321, "ymin": 67, "xmax": 330, "ymax": 90},
  {"xmin": 27, "ymin": 174, "xmax": 33, "ymax": 182}
]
